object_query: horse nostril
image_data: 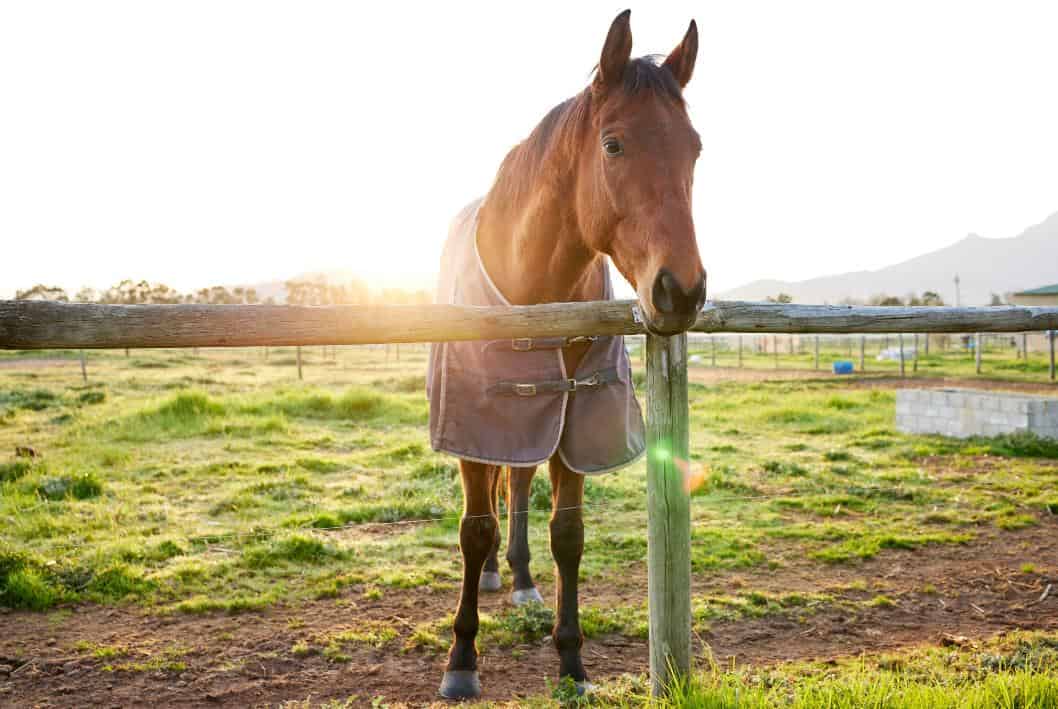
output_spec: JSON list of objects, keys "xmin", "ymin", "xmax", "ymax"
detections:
[
  {"xmin": 652, "ymin": 271, "xmax": 678, "ymax": 314},
  {"xmin": 651, "ymin": 269, "xmax": 704, "ymax": 317}
]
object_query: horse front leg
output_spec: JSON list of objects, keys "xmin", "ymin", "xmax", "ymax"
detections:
[
  {"xmin": 439, "ymin": 460, "xmax": 501, "ymax": 700},
  {"xmin": 548, "ymin": 456, "xmax": 590, "ymax": 690},
  {"xmin": 480, "ymin": 467, "xmax": 503, "ymax": 592},
  {"xmin": 506, "ymin": 465, "xmax": 544, "ymax": 605}
]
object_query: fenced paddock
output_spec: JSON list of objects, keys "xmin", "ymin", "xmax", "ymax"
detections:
[{"xmin": 2, "ymin": 298, "xmax": 1058, "ymax": 701}]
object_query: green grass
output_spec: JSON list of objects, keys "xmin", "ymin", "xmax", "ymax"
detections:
[
  {"xmin": 580, "ymin": 633, "xmax": 1058, "ymax": 707},
  {"xmin": 0, "ymin": 346, "xmax": 1053, "ymax": 627}
]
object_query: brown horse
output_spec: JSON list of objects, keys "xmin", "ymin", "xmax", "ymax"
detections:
[{"xmin": 435, "ymin": 10, "xmax": 705, "ymax": 699}]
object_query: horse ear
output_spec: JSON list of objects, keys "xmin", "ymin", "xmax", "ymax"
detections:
[
  {"xmin": 663, "ymin": 19, "xmax": 698, "ymax": 88},
  {"xmin": 596, "ymin": 10, "xmax": 632, "ymax": 89}
]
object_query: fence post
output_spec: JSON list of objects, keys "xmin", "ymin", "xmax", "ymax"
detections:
[
  {"xmin": 645, "ymin": 333, "xmax": 691, "ymax": 696},
  {"xmin": 860, "ymin": 336, "xmax": 865, "ymax": 373},
  {"xmin": 737, "ymin": 335, "xmax": 743, "ymax": 368},
  {"xmin": 899, "ymin": 334, "xmax": 905, "ymax": 377},
  {"xmin": 1050, "ymin": 331, "xmax": 1056, "ymax": 382},
  {"xmin": 773, "ymin": 336, "xmax": 778, "ymax": 368},
  {"xmin": 814, "ymin": 336, "xmax": 820, "ymax": 370},
  {"xmin": 296, "ymin": 346, "xmax": 303, "ymax": 380},
  {"xmin": 975, "ymin": 333, "xmax": 982, "ymax": 374},
  {"xmin": 913, "ymin": 334, "xmax": 918, "ymax": 374},
  {"xmin": 1021, "ymin": 333, "xmax": 1028, "ymax": 364},
  {"xmin": 79, "ymin": 350, "xmax": 87, "ymax": 384}
]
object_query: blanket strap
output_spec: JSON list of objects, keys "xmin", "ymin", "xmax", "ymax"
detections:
[
  {"xmin": 508, "ymin": 335, "xmax": 598, "ymax": 352},
  {"xmin": 488, "ymin": 367, "xmax": 620, "ymax": 397}
]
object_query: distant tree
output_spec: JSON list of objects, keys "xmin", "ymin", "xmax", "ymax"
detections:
[
  {"xmin": 868, "ymin": 294, "xmax": 904, "ymax": 306},
  {"xmin": 920, "ymin": 291, "xmax": 945, "ymax": 306},
  {"xmin": 15, "ymin": 284, "xmax": 68, "ymax": 301},
  {"xmin": 989, "ymin": 292, "xmax": 1005, "ymax": 306},
  {"xmin": 765, "ymin": 293, "xmax": 793, "ymax": 304},
  {"xmin": 74, "ymin": 287, "xmax": 98, "ymax": 303}
]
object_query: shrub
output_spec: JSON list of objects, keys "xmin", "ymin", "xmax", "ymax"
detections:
[{"xmin": 0, "ymin": 460, "xmax": 32, "ymax": 483}]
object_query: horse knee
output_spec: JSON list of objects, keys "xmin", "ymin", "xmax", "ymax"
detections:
[
  {"xmin": 549, "ymin": 513, "xmax": 584, "ymax": 562},
  {"xmin": 460, "ymin": 515, "xmax": 499, "ymax": 562}
]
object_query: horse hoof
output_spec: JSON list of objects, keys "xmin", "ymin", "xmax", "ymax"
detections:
[
  {"xmin": 576, "ymin": 681, "xmax": 598, "ymax": 696},
  {"xmin": 479, "ymin": 571, "xmax": 502, "ymax": 592},
  {"xmin": 511, "ymin": 586, "xmax": 544, "ymax": 606},
  {"xmin": 439, "ymin": 670, "xmax": 481, "ymax": 700}
]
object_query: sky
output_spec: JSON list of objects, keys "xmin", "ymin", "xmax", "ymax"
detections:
[{"xmin": 2, "ymin": 1, "xmax": 1057, "ymax": 300}]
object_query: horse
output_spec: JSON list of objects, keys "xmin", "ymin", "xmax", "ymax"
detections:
[{"xmin": 429, "ymin": 10, "xmax": 705, "ymax": 699}]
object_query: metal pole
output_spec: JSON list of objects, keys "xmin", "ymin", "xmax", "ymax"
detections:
[
  {"xmin": 975, "ymin": 333, "xmax": 982, "ymax": 374},
  {"xmin": 814, "ymin": 336, "xmax": 820, "ymax": 370},
  {"xmin": 645, "ymin": 333, "xmax": 691, "ymax": 697},
  {"xmin": 860, "ymin": 336, "xmax": 865, "ymax": 373},
  {"xmin": 79, "ymin": 350, "xmax": 87, "ymax": 384},
  {"xmin": 737, "ymin": 335, "xmax": 743, "ymax": 368},
  {"xmin": 773, "ymin": 336, "xmax": 778, "ymax": 368},
  {"xmin": 297, "ymin": 345, "xmax": 303, "ymax": 380},
  {"xmin": 913, "ymin": 333, "xmax": 918, "ymax": 374}
]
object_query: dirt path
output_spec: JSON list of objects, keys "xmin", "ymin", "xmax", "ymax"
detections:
[{"xmin": 1, "ymin": 521, "xmax": 1055, "ymax": 708}]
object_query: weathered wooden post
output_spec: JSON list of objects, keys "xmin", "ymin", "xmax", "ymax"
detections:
[
  {"xmin": 645, "ymin": 333, "xmax": 691, "ymax": 696},
  {"xmin": 860, "ymin": 336, "xmax": 866, "ymax": 372},
  {"xmin": 975, "ymin": 333, "xmax": 982, "ymax": 374},
  {"xmin": 1050, "ymin": 331, "xmax": 1056, "ymax": 382},
  {"xmin": 913, "ymin": 333, "xmax": 919, "ymax": 373},
  {"xmin": 814, "ymin": 336, "xmax": 820, "ymax": 370},
  {"xmin": 899, "ymin": 333, "xmax": 905, "ymax": 377},
  {"xmin": 296, "ymin": 345, "xmax": 303, "ymax": 380},
  {"xmin": 79, "ymin": 350, "xmax": 87, "ymax": 384}
]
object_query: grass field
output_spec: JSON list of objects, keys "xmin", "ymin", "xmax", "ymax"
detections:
[{"xmin": 1, "ymin": 346, "xmax": 1056, "ymax": 707}]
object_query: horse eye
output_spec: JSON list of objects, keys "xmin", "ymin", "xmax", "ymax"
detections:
[{"xmin": 602, "ymin": 138, "xmax": 623, "ymax": 157}]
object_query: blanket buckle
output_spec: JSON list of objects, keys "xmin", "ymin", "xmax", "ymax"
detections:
[
  {"xmin": 513, "ymin": 383, "xmax": 537, "ymax": 397},
  {"xmin": 511, "ymin": 338, "xmax": 533, "ymax": 352}
]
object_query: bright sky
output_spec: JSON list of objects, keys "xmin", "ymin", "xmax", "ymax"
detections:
[{"xmin": 2, "ymin": 1, "xmax": 1057, "ymax": 300}]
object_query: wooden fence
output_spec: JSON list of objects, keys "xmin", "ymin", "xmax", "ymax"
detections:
[{"xmin": 2, "ymin": 298, "xmax": 1058, "ymax": 695}]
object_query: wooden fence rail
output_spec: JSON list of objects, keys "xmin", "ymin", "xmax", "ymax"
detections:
[
  {"xmin": 3, "ymin": 300, "xmax": 1058, "ymax": 349},
  {"xmin": 2, "ymin": 298, "xmax": 1058, "ymax": 695}
]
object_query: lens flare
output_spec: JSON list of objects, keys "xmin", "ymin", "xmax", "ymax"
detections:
[{"xmin": 674, "ymin": 456, "xmax": 707, "ymax": 494}]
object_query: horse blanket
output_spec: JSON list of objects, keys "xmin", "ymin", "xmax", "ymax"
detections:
[{"xmin": 427, "ymin": 198, "xmax": 645, "ymax": 474}]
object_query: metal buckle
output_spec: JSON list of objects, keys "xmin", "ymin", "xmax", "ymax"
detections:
[
  {"xmin": 513, "ymin": 383, "xmax": 537, "ymax": 396},
  {"xmin": 565, "ymin": 335, "xmax": 597, "ymax": 347},
  {"xmin": 568, "ymin": 372, "xmax": 601, "ymax": 392},
  {"xmin": 512, "ymin": 338, "xmax": 533, "ymax": 352}
]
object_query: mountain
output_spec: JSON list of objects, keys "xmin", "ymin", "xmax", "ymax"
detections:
[{"xmin": 717, "ymin": 212, "xmax": 1058, "ymax": 306}]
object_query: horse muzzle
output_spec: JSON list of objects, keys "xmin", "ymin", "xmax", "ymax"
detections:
[{"xmin": 640, "ymin": 268, "xmax": 706, "ymax": 336}]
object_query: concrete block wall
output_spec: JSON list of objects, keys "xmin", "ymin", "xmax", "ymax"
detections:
[{"xmin": 896, "ymin": 388, "xmax": 1058, "ymax": 440}]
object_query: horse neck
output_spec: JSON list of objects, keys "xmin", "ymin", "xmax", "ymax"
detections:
[{"xmin": 476, "ymin": 103, "xmax": 603, "ymax": 306}]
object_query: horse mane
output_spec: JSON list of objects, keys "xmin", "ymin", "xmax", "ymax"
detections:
[{"xmin": 487, "ymin": 56, "xmax": 684, "ymax": 213}]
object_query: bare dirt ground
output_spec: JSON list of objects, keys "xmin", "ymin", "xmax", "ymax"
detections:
[{"xmin": 2, "ymin": 519, "xmax": 1055, "ymax": 708}]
